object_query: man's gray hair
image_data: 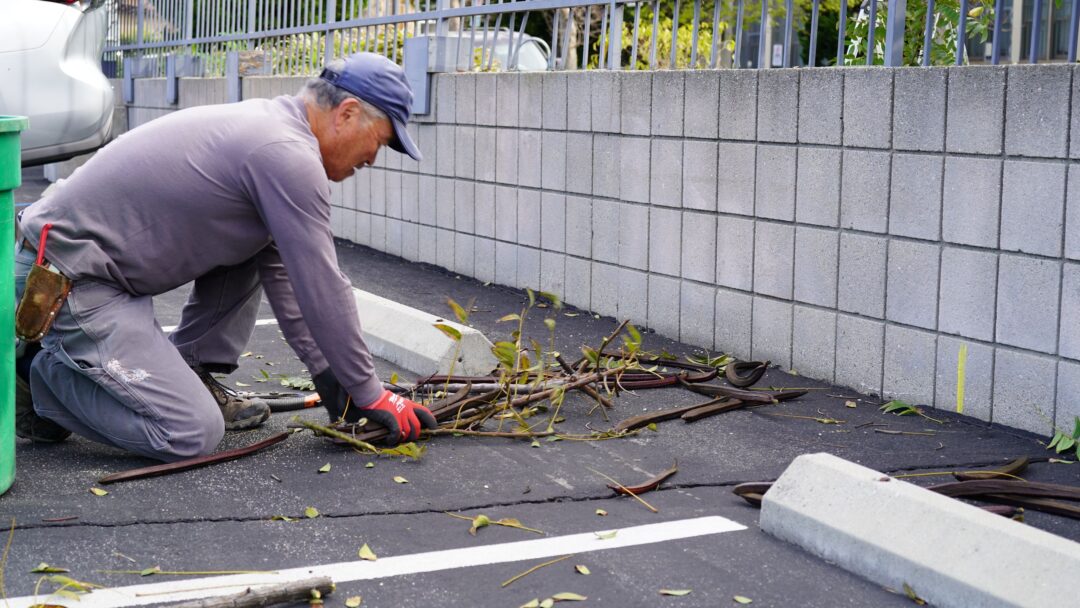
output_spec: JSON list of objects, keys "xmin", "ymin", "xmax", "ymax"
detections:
[{"xmin": 302, "ymin": 59, "xmax": 388, "ymax": 122}]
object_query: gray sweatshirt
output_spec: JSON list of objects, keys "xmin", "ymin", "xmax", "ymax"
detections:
[{"xmin": 18, "ymin": 95, "xmax": 384, "ymax": 406}]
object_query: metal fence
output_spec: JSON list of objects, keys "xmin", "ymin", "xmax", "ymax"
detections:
[{"xmin": 102, "ymin": 0, "xmax": 1080, "ymax": 78}]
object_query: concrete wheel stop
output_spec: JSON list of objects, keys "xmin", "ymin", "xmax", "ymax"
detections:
[{"xmin": 760, "ymin": 453, "xmax": 1080, "ymax": 608}]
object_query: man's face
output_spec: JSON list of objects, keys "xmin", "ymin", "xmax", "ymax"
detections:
[{"xmin": 321, "ymin": 98, "xmax": 395, "ymax": 182}]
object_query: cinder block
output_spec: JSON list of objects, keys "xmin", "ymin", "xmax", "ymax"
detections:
[
  {"xmin": 1058, "ymin": 360, "xmax": 1080, "ymax": 431},
  {"xmin": 517, "ymin": 246, "xmax": 541, "ymax": 290},
  {"xmin": 495, "ymin": 128, "xmax": 518, "ymax": 185},
  {"xmin": 495, "ymin": 185, "xmax": 517, "ymax": 242},
  {"xmin": 717, "ymin": 142, "xmax": 757, "ymax": 216},
  {"xmin": 684, "ymin": 70, "xmax": 719, "ymax": 138},
  {"xmin": 843, "ymin": 68, "xmax": 892, "ymax": 149},
  {"xmin": 518, "ymin": 73, "xmax": 543, "ymax": 129},
  {"xmin": 715, "ymin": 288, "xmax": 753, "ymax": 359},
  {"xmin": 757, "ymin": 69, "xmax": 799, "ymax": 143},
  {"xmin": 836, "ymin": 314, "xmax": 885, "ymax": 396},
  {"xmin": 840, "ymin": 150, "xmax": 890, "ymax": 233},
  {"xmin": 946, "ymin": 66, "xmax": 1005, "ymax": 154},
  {"xmin": 795, "ymin": 147, "xmax": 841, "ymax": 227},
  {"xmin": 542, "ymin": 72, "xmax": 568, "ymax": 131},
  {"xmin": 435, "ymin": 177, "xmax": 454, "ymax": 228},
  {"xmin": 1068, "ymin": 165, "xmax": 1080, "ymax": 260},
  {"xmin": 681, "ymin": 212, "xmax": 717, "ymax": 283},
  {"xmin": 1060, "ymin": 262, "xmax": 1080, "ymax": 360},
  {"xmin": 942, "ymin": 157, "xmax": 1001, "ymax": 248},
  {"xmin": 752, "ymin": 297, "xmax": 793, "ymax": 369},
  {"xmin": 329, "ymin": 205, "xmax": 344, "ymax": 240},
  {"xmin": 591, "ymin": 199, "xmax": 620, "ymax": 264},
  {"xmin": 495, "ymin": 240, "xmax": 517, "ymax": 287},
  {"xmin": 996, "ymin": 254, "xmax": 1060, "ymax": 355},
  {"xmin": 418, "ymin": 224, "xmax": 436, "ymax": 265},
  {"xmin": 401, "ymin": 123, "xmax": 420, "ymax": 174},
  {"xmin": 495, "ymin": 73, "xmax": 518, "ymax": 128},
  {"xmin": 540, "ymin": 193, "xmax": 566, "ymax": 252},
  {"xmin": 1000, "ymin": 160, "xmax": 1066, "ymax": 257},
  {"xmin": 455, "ymin": 73, "xmax": 476, "ymax": 124},
  {"xmin": 434, "ymin": 75, "xmax": 455, "ymax": 124},
  {"xmin": 565, "ymin": 71, "xmax": 591, "ymax": 132},
  {"xmin": 475, "ymin": 127, "xmax": 497, "ymax": 183},
  {"xmin": 590, "ymin": 71, "xmax": 621, "ymax": 134},
  {"xmin": 517, "ymin": 190, "xmax": 541, "ymax": 247},
  {"xmin": 993, "ymin": 349, "xmax": 1057, "ymax": 434},
  {"xmin": 436, "ymin": 227, "xmax": 455, "ymax": 269},
  {"xmin": 893, "ymin": 67, "xmax": 946, "ymax": 152},
  {"xmin": 370, "ymin": 169, "xmax": 387, "ymax": 216},
  {"xmin": 454, "ymin": 232, "xmax": 475, "ymax": 276},
  {"xmin": 591, "ymin": 262, "xmax": 620, "ymax": 318},
  {"xmin": 418, "ymin": 124, "xmax": 438, "ymax": 175},
  {"xmin": 474, "ymin": 183, "xmax": 495, "ymax": 238},
  {"xmin": 938, "ymin": 247, "xmax": 997, "ymax": 341},
  {"xmin": 838, "ymin": 233, "xmax": 887, "ymax": 318},
  {"xmin": 792, "ymin": 305, "xmax": 836, "ymax": 382},
  {"xmin": 401, "ymin": 221, "xmax": 419, "ymax": 262},
  {"xmin": 756, "ymin": 145, "xmax": 797, "ymax": 221},
  {"xmin": 518, "ymin": 130, "xmax": 541, "ymax": 189},
  {"xmin": 565, "ymin": 133, "xmax": 593, "ymax": 195},
  {"xmin": 619, "ymin": 71, "xmax": 652, "ymax": 136},
  {"xmin": 354, "ymin": 170, "xmax": 371, "ymax": 212},
  {"xmin": 886, "ymin": 240, "xmax": 940, "ymax": 330},
  {"xmin": 565, "ymin": 196, "xmax": 592, "ymax": 258},
  {"xmin": 794, "ymin": 226, "xmax": 839, "ymax": 308},
  {"xmin": 565, "ymin": 256, "xmax": 592, "ymax": 311},
  {"xmin": 681, "ymin": 281, "xmax": 716, "ymax": 349},
  {"xmin": 385, "ymin": 171, "xmax": 402, "ymax": 219},
  {"xmin": 936, "ymin": 336, "xmax": 993, "ymax": 420},
  {"xmin": 889, "ymin": 154, "xmax": 943, "ymax": 241},
  {"xmin": 453, "ymin": 181, "xmax": 474, "ymax": 234},
  {"xmin": 418, "ymin": 175, "xmax": 436, "ymax": 226},
  {"xmin": 386, "ymin": 217, "xmax": 403, "ymax": 256},
  {"xmin": 474, "ymin": 237, "xmax": 496, "ymax": 283},
  {"xmin": 716, "ymin": 216, "xmax": 756, "ymax": 291},
  {"xmin": 753, "ymin": 222, "xmax": 795, "ymax": 299},
  {"xmin": 1005, "ymin": 65, "xmax": 1071, "ymax": 158},
  {"xmin": 618, "ymin": 268, "xmax": 649, "ymax": 326},
  {"xmin": 592, "ymin": 134, "xmax": 620, "ymax": 199},
  {"xmin": 798, "ymin": 70, "xmax": 842, "ymax": 145},
  {"xmin": 682, "ymin": 141, "xmax": 718, "ymax": 212},
  {"xmin": 618, "ymin": 203, "xmax": 649, "ymax": 271},
  {"xmin": 651, "ymin": 71, "xmax": 684, "ymax": 136},
  {"xmin": 717, "ymin": 70, "xmax": 757, "ymax": 140},
  {"xmin": 541, "ymin": 131, "xmax": 567, "ymax": 191},
  {"xmin": 648, "ymin": 274, "xmax": 681, "ymax": 338},
  {"xmin": 540, "ymin": 251, "xmax": 566, "ymax": 298},
  {"xmin": 454, "ymin": 126, "xmax": 475, "ymax": 180},
  {"xmin": 650, "ymin": 139, "xmax": 683, "ymax": 208},
  {"xmin": 620, "ymin": 137, "xmax": 651, "ymax": 204},
  {"xmin": 401, "ymin": 173, "xmax": 418, "ymax": 222},
  {"xmin": 883, "ymin": 325, "xmax": 937, "ymax": 406},
  {"xmin": 356, "ymin": 212, "xmax": 371, "ymax": 247},
  {"xmin": 649, "ymin": 207, "xmax": 682, "ymax": 276}
]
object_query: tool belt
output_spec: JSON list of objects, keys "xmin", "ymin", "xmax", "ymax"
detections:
[{"xmin": 15, "ymin": 224, "xmax": 72, "ymax": 343}]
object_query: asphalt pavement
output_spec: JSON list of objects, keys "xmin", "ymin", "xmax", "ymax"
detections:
[{"xmin": 4, "ymin": 170, "xmax": 1077, "ymax": 607}]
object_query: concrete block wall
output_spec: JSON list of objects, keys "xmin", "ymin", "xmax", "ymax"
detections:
[{"xmin": 113, "ymin": 67, "xmax": 1079, "ymax": 435}]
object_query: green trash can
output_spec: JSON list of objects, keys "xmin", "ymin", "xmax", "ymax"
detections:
[{"xmin": 0, "ymin": 116, "xmax": 27, "ymax": 496}]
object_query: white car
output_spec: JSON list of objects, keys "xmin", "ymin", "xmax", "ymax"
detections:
[{"xmin": 0, "ymin": 0, "xmax": 113, "ymax": 166}]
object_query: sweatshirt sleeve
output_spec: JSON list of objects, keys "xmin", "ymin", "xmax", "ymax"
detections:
[
  {"xmin": 240, "ymin": 141, "xmax": 384, "ymax": 406},
  {"xmin": 255, "ymin": 242, "xmax": 329, "ymax": 376}
]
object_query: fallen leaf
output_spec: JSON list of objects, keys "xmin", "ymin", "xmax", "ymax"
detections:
[
  {"xmin": 845, "ymin": 400, "xmax": 857, "ymax": 408},
  {"xmin": 30, "ymin": 563, "xmax": 69, "ymax": 573},
  {"xmin": 389, "ymin": 372, "xmax": 399, "ymax": 385},
  {"xmin": 393, "ymin": 476, "xmax": 409, "ymax": 484},
  {"xmin": 552, "ymin": 592, "xmax": 587, "ymax": 601},
  {"xmin": 365, "ymin": 462, "xmax": 375, "ymax": 468},
  {"xmin": 318, "ymin": 463, "xmax": 332, "ymax": 473},
  {"xmin": 1049, "ymin": 458, "xmax": 1075, "ymax": 464},
  {"xmin": 903, "ymin": 583, "xmax": 926, "ymax": 605},
  {"xmin": 270, "ymin": 515, "xmax": 295, "ymax": 522},
  {"xmin": 345, "ymin": 596, "xmax": 362, "ymax": 607},
  {"xmin": 433, "ymin": 323, "xmax": 462, "ymax": 341},
  {"xmin": 647, "ymin": 422, "xmax": 658, "ymax": 432},
  {"xmin": 734, "ymin": 596, "xmax": 753, "ymax": 604},
  {"xmin": 564, "ymin": 312, "xmax": 580, "ymax": 317},
  {"xmin": 469, "ymin": 514, "xmax": 491, "ymax": 536},
  {"xmin": 540, "ymin": 599, "xmax": 554, "ymax": 608},
  {"xmin": 235, "ymin": 381, "xmax": 250, "ymax": 387},
  {"xmin": 531, "ymin": 440, "xmax": 541, "ymax": 448},
  {"xmin": 594, "ymin": 530, "xmax": 617, "ymax": 540},
  {"xmin": 595, "ymin": 509, "xmax": 607, "ymax": 516},
  {"xmin": 140, "ymin": 566, "xmax": 161, "ymax": 576},
  {"xmin": 304, "ymin": 506, "xmax": 319, "ymax": 519},
  {"xmin": 241, "ymin": 352, "xmax": 253, "ymax": 357},
  {"xmin": 89, "ymin": 487, "xmax": 109, "ymax": 497},
  {"xmin": 519, "ymin": 600, "xmax": 540, "ymax": 608},
  {"xmin": 574, "ymin": 564, "xmax": 590, "ymax": 575},
  {"xmin": 659, "ymin": 589, "xmax": 692, "ymax": 596},
  {"xmin": 358, "ymin": 543, "xmax": 377, "ymax": 561}
]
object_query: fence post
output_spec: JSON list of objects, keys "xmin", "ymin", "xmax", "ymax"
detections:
[
  {"xmin": 226, "ymin": 51, "xmax": 241, "ymax": 103},
  {"xmin": 607, "ymin": 0, "xmax": 623, "ymax": 69},
  {"xmin": 136, "ymin": 0, "xmax": 145, "ymax": 47},
  {"xmin": 324, "ymin": 0, "xmax": 338, "ymax": 65},
  {"xmin": 884, "ymin": 0, "xmax": 907, "ymax": 66},
  {"xmin": 166, "ymin": 54, "xmax": 178, "ymax": 105}
]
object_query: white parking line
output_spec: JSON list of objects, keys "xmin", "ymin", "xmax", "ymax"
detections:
[
  {"xmin": 8, "ymin": 516, "xmax": 746, "ymax": 608},
  {"xmin": 161, "ymin": 318, "xmax": 279, "ymax": 334}
]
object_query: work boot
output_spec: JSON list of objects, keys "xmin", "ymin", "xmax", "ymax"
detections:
[
  {"xmin": 15, "ymin": 372, "xmax": 71, "ymax": 443},
  {"xmin": 193, "ymin": 367, "xmax": 271, "ymax": 431}
]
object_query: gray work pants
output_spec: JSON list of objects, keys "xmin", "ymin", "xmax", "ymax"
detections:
[{"xmin": 16, "ymin": 242, "xmax": 263, "ymax": 462}]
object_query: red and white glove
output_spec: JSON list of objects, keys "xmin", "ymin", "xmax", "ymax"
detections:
[{"xmin": 360, "ymin": 389, "xmax": 437, "ymax": 445}]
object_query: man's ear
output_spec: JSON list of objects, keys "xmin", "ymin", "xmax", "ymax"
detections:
[{"xmin": 335, "ymin": 98, "xmax": 363, "ymax": 129}]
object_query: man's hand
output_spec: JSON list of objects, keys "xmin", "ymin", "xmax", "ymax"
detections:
[{"xmin": 360, "ymin": 390, "xmax": 437, "ymax": 444}]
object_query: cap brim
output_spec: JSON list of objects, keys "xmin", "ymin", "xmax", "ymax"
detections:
[{"xmin": 387, "ymin": 117, "xmax": 421, "ymax": 161}]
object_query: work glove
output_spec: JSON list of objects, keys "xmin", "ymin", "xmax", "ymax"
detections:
[{"xmin": 312, "ymin": 369, "xmax": 436, "ymax": 445}]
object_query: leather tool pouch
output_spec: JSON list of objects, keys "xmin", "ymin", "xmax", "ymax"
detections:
[{"xmin": 15, "ymin": 224, "xmax": 72, "ymax": 343}]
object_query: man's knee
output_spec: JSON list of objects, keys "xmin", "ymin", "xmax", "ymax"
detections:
[{"xmin": 154, "ymin": 414, "xmax": 224, "ymax": 461}]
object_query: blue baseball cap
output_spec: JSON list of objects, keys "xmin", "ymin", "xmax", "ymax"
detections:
[{"xmin": 319, "ymin": 52, "xmax": 421, "ymax": 161}]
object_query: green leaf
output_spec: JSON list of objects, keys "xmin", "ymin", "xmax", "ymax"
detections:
[
  {"xmin": 433, "ymin": 323, "xmax": 462, "ymax": 341},
  {"xmin": 304, "ymin": 506, "xmax": 319, "ymax": 519},
  {"xmin": 627, "ymin": 323, "xmax": 642, "ymax": 345},
  {"xmin": 575, "ymin": 564, "xmax": 590, "ymax": 575},
  {"xmin": 447, "ymin": 298, "xmax": 469, "ymax": 324},
  {"xmin": 393, "ymin": 476, "xmax": 409, "ymax": 484},
  {"xmin": 1057, "ymin": 436, "xmax": 1076, "ymax": 454},
  {"xmin": 469, "ymin": 514, "xmax": 491, "ymax": 535},
  {"xmin": 90, "ymin": 487, "xmax": 109, "ymax": 497},
  {"xmin": 531, "ymin": 440, "xmax": 541, "ymax": 448},
  {"xmin": 538, "ymin": 291, "xmax": 563, "ymax": 309},
  {"xmin": 551, "ymin": 592, "xmax": 587, "ymax": 601},
  {"xmin": 140, "ymin": 566, "xmax": 161, "ymax": 576},
  {"xmin": 389, "ymin": 372, "xmax": 399, "ymax": 385},
  {"xmin": 260, "ymin": 369, "xmax": 270, "ymax": 379},
  {"xmin": 358, "ymin": 543, "xmax": 377, "ymax": 561},
  {"xmin": 733, "ymin": 596, "xmax": 753, "ymax": 604},
  {"xmin": 544, "ymin": 318, "xmax": 556, "ymax": 332},
  {"xmin": 659, "ymin": 589, "xmax": 692, "ymax": 596},
  {"xmin": 594, "ymin": 530, "xmax": 617, "ymax": 540},
  {"xmin": 526, "ymin": 288, "xmax": 536, "ymax": 307},
  {"xmin": 345, "ymin": 596, "xmax": 363, "ymax": 607},
  {"xmin": 647, "ymin": 422, "xmax": 658, "ymax": 432},
  {"xmin": 365, "ymin": 462, "xmax": 375, "ymax": 468},
  {"xmin": 318, "ymin": 463, "xmax": 332, "ymax": 473},
  {"xmin": 1073, "ymin": 416, "xmax": 1080, "ymax": 439},
  {"xmin": 496, "ymin": 313, "xmax": 522, "ymax": 323},
  {"xmin": 539, "ymin": 599, "xmax": 554, "ymax": 608},
  {"xmin": 31, "ymin": 563, "xmax": 69, "ymax": 573},
  {"xmin": 519, "ymin": 600, "xmax": 540, "ymax": 608},
  {"xmin": 1049, "ymin": 432, "xmax": 1064, "ymax": 450},
  {"xmin": 381, "ymin": 442, "xmax": 427, "ymax": 461}
]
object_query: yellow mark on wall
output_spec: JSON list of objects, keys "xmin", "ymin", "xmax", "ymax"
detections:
[{"xmin": 956, "ymin": 343, "xmax": 968, "ymax": 414}]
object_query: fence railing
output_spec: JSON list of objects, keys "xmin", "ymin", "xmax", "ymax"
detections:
[{"xmin": 102, "ymin": 0, "xmax": 1080, "ymax": 80}]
